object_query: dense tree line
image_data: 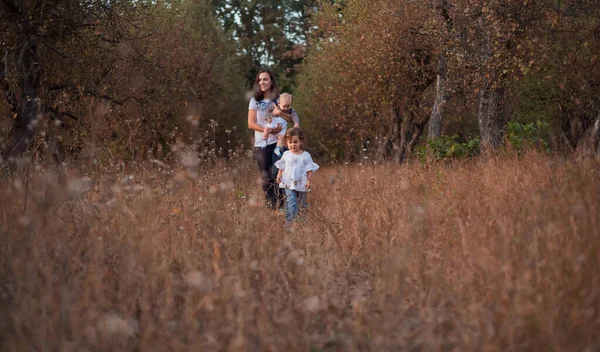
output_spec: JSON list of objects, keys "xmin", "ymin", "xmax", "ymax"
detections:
[
  {"xmin": 1, "ymin": 0, "xmax": 599, "ymax": 168},
  {"xmin": 296, "ymin": 0, "xmax": 600, "ymax": 161}
]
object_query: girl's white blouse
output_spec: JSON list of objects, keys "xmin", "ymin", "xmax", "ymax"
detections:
[{"xmin": 274, "ymin": 151, "xmax": 319, "ymax": 191}]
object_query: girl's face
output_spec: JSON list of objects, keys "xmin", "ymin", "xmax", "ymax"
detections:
[
  {"xmin": 287, "ymin": 135, "xmax": 302, "ymax": 152},
  {"xmin": 258, "ymin": 72, "xmax": 272, "ymax": 94}
]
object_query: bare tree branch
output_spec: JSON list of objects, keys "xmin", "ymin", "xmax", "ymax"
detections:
[
  {"xmin": 39, "ymin": 40, "xmax": 71, "ymax": 59},
  {"xmin": 1, "ymin": 48, "xmax": 18, "ymax": 114},
  {"xmin": 46, "ymin": 106, "xmax": 79, "ymax": 121},
  {"xmin": 46, "ymin": 84, "xmax": 132, "ymax": 105}
]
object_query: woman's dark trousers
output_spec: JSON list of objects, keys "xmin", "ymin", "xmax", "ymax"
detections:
[{"xmin": 255, "ymin": 143, "xmax": 283, "ymax": 209}]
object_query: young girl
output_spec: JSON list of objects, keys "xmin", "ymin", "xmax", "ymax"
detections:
[{"xmin": 275, "ymin": 128, "xmax": 319, "ymax": 225}]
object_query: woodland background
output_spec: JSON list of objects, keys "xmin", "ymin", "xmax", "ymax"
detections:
[{"xmin": 1, "ymin": 0, "xmax": 599, "ymax": 166}]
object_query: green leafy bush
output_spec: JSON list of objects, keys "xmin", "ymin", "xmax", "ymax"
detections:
[
  {"xmin": 416, "ymin": 135, "xmax": 481, "ymax": 161},
  {"xmin": 505, "ymin": 120, "xmax": 551, "ymax": 154}
]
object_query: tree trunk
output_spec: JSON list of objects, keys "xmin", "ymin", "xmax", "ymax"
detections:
[
  {"xmin": 4, "ymin": 39, "xmax": 42, "ymax": 166},
  {"xmin": 477, "ymin": 78, "xmax": 505, "ymax": 152},
  {"xmin": 383, "ymin": 105, "xmax": 400, "ymax": 158},
  {"xmin": 390, "ymin": 102, "xmax": 426, "ymax": 163},
  {"xmin": 587, "ymin": 116, "xmax": 600, "ymax": 156},
  {"xmin": 477, "ymin": 14, "xmax": 505, "ymax": 154},
  {"xmin": 429, "ymin": 0, "xmax": 452, "ymax": 141},
  {"xmin": 428, "ymin": 53, "xmax": 447, "ymax": 140}
]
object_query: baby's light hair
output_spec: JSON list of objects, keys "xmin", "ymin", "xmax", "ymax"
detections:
[{"xmin": 279, "ymin": 93, "xmax": 293, "ymax": 103}]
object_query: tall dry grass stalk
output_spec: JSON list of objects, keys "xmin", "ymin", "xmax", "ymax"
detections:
[{"xmin": 1, "ymin": 153, "xmax": 599, "ymax": 351}]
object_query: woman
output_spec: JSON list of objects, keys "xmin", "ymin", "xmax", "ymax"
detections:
[{"xmin": 248, "ymin": 69, "xmax": 290, "ymax": 209}]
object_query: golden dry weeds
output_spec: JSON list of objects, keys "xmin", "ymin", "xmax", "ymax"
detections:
[{"xmin": 1, "ymin": 153, "xmax": 599, "ymax": 351}]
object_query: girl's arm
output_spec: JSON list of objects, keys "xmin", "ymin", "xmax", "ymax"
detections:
[
  {"xmin": 276, "ymin": 169, "xmax": 283, "ymax": 184},
  {"xmin": 305, "ymin": 170, "xmax": 313, "ymax": 190}
]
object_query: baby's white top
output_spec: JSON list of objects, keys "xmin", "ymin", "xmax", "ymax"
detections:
[{"xmin": 265, "ymin": 116, "xmax": 288, "ymax": 138}]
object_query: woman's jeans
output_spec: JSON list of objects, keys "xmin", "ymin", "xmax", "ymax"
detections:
[
  {"xmin": 255, "ymin": 143, "xmax": 283, "ymax": 209},
  {"xmin": 284, "ymin": 188, "xmax": 307, "ymax": 223}
]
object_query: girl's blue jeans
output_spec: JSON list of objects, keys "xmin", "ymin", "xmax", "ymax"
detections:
[{"xmin": 284, "ymin": 188, "xmax": 308, "ymax": 223}]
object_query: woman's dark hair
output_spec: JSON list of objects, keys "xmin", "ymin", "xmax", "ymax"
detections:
[{"xmin": 253, "ymin": 69, "xmax": 280, "ymax": 101}]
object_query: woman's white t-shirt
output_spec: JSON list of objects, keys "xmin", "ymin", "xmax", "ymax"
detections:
[
  {"xmin": 249, "ymin": 97, "xmax": 283, "ymax": 148},
  {"xmin": 274, "ymin": 151, "xmax": 319, "ymax": 191}
]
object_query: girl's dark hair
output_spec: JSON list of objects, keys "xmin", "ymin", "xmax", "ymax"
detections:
[
  {"xmin": 285, "ymin": 127, "xmax": 305, "ymax": 142},
  {"xmin": 252, "ymin": 69, "xmax": 280, "ymax": 101}
]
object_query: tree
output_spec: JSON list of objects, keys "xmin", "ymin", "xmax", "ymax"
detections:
[
  {"xmin": 1, "ymin": 0, "xmax": 246, "ymax": 169},
  {"xmin": 436, "ymin": 0, "xmax": 542, "ymax": 153},
  {"xmin": 212, "ymin": 0, "xmax": 317, "ymax": 90},
  {"xmin": 460, "ymin": 0, "xmax": 600, "ymax": 154},
  {"xmin": 428, "ymin": 0, "xmax": 452, "ymax": 140},
  {"xmin": 537, "ymin": 1, "xmax": 600, "ymax": 153},
  {"xmin": 296, "ymin": 0, "xmax": 436, "ymax": 161},
  {"xmin": 0, "ymin": 0, "xmax": 87, "ymax": 165}
]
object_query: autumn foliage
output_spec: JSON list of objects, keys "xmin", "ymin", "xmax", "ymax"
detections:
[
  {"xmin": 296, "ymin": 0, "xmax": 600, "ymax": 161},
  {"xmin": 1, "ymin": 0, "xmax": 246, "ymax": 167}
]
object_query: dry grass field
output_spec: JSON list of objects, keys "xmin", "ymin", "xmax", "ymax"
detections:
[{"xmin": 1, "ymin": 152, "xmax": 599, "ymax": 351}]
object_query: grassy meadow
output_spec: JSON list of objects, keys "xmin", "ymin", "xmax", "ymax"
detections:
[{"xmin": 1, "ymin": 152, "xmax": 599, "ymax": 351}]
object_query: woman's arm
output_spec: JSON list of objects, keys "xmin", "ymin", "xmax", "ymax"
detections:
[
  {"xmin": 248, "ymin": 109, "xmax": 264, "ymax": 133},
  {"xmin": 249, "ymin": 109, "xmax": 283, "ymax": 134}
]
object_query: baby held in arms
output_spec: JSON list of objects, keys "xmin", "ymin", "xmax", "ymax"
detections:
[{"xmin": 262, "ymin": 93, "xmax": 300, "ymax": 157}]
